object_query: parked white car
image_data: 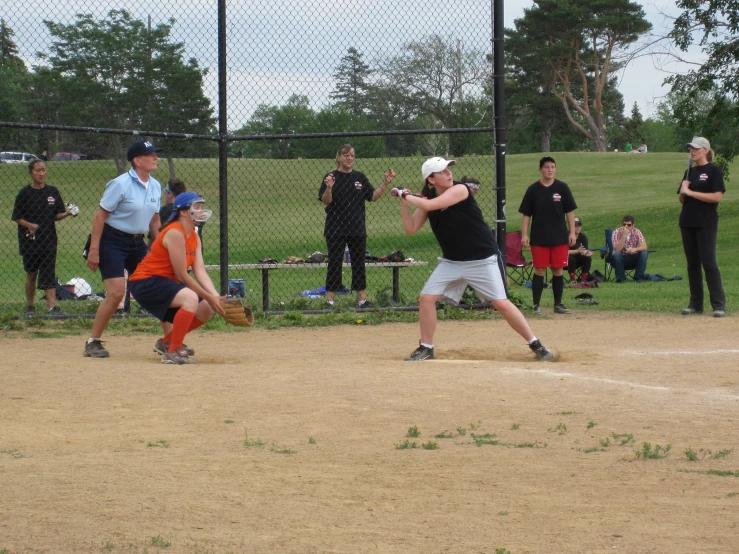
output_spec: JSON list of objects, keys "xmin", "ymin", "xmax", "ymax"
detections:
[{"xmin": 0, "ymin": 151, "xmax": 39, "ymax": 164}]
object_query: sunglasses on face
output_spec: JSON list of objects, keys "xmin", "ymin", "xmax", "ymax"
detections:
[{"xmin": 623, "ymin": 223, "xmax": 633, "ymax": 227}]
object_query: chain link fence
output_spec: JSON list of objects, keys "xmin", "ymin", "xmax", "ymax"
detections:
[{"xmin": 1, "ymin": 0, "xmax": 497, "ymax": 315}]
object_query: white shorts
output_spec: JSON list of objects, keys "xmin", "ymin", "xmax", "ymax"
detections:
[{"xmin": 421, "ymin": 255, "xmax": 507, "ymax": 305}]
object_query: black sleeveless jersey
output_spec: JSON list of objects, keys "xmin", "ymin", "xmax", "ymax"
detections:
[{"xmin": 427, "ymin": 183, "xmax": 499, "ymax": 261}]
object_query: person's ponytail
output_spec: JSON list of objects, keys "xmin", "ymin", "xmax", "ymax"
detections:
[{"xmin": 707, "ymin": 149, "xmax": 714, "ymax": 163}]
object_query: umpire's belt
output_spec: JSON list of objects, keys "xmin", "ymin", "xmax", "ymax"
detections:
[{"xmin": 104, "ymin": 223, "xmax": 146, "ymax": 241}]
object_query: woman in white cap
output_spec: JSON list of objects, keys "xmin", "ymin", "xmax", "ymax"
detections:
[
  {"xmin": 393, "ymin": 157, "xmax": 554, "ymax": 362},
  {"xmin": 678, "ymin": 137, "xmax": 726, "ymax": 317}
]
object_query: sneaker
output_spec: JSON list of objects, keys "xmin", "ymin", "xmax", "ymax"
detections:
[
  {"xmin": 153, "ymin": 338, "xmax": 195, "ymax": 357},
  {"xmin": 358, "ymin": 300, "xmax": 374, "ymax": 310},
  {"xmin": 529, "ymin": 339, "xmax": 554, "ymax": 361},
  {"xmin": 405, "ymin": 342, "xmax": 435, "ymax": 361},
  {"xmin": 161, "ymin": 349, "xmax": 198, "ymax": 365},
  {"xmin": 714, "ymin": 310, "xmax": 725, "ymax": 318},
  {"xmin": 681, "ymin": 307, "xmax": 703, "ymax": 315},
  {"xmin": 24, "ymin": 306, "xmax": 36, "ymax": 318},
  {"xmin": 553, "ymin": 304, "xmax": 571, "ymax": 314},
  {"xmin": 324, "ymin": 302, "xmax": 336, "ymax": 310},
  {"xmin": 533, "ymin": 304, "xmax": 541, "ymax": 315},
  {"xmin": 569, "ymin": 279, "xmax": 577, "ymax": 285},
  {"xmin": 84, "ymin": 339, "xmax": 109, "ymax": 358},
  {"xmin": 48, "ymin": 306, "xmax": 62, "ymax": 315}
]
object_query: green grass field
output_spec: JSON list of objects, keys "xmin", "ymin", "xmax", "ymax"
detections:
[{"xmin": 0, "ymin": 151, "xmax": 735, "ymax": 316}]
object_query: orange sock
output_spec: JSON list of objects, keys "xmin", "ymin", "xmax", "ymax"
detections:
[
  {"xmin": 187, "ymin": 317, "xmax": 206, "ymax": 333},
  {"xmin": 169, "ymin": 309, "xmax": 195, "ymax": 352}
]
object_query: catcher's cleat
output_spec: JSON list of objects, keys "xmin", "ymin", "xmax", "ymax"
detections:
[
  {"xmin": 161, "ymin": 350, "xmax": 198, "ymax": 365},
  {"xmin": 405, "ymin": 342, "xmax": 434, "ymax": 361},
  {"xmin": 153, "ymin": 338, "xmax": 195, "ymax": 357},
  {"xmin": 529, "ymin": 339, "xmax": 554, "ymax": 361},
  {"xmin": 84, "ymin": 339, "xmax": 109, "ymax": 358}
]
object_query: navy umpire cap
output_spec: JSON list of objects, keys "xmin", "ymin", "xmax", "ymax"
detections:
[{"xmin": 127, "ymin": 140, "xmax": 163, "ymax": 162}]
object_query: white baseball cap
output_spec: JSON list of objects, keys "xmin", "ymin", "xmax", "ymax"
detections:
[
  {"xmin": 686, "ymin": 136, "xmax": 710, "ymax": 150},
  {"xmin": 421, "ymin": 157, "xmax": 456, "ymax": 180}
]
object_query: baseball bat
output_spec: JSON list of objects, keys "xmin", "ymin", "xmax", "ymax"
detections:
[{"xmin": 391, "ymin": 188, "xmax": 422, "ymax": 198}]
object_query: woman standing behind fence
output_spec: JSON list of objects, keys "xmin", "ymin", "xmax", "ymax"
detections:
[
  {"xmin": 12, "ymin": 159, "xmax": 77, "ymax": 315},
  {"xmin": 318, "ymin": 144, "xmax": 395, "ymax": 309},
  {"xmin": 678, "ymin": 137, "xmax": 726, "ymax": 317}
]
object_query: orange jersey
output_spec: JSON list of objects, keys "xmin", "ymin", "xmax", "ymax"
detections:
[{"xmin": 130, "ymin": 222, "xmax": 200, "ymax": 283}]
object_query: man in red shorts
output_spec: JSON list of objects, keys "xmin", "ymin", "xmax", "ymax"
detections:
[{"xmin": 518, "ymin": 156, "xmax": 578, "ymax": 315}]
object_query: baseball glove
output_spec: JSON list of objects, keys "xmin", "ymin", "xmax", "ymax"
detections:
[
  {"xmin": 66, "ymin": 203, "xmax": 80, "ymax": 216},
  {"xmin": 220, "ymin": 297, "xmax": 255, "ymax": 327}
]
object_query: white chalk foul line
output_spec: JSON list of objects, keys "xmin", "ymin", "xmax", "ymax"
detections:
[{"xmin": 625, "ymin": 349, "xmax": 739, "ymax": 355}]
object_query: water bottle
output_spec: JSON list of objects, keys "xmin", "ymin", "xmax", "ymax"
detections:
[{"xmin": 344, "ymin": 245, "xmax": 351, "ymax": 263}]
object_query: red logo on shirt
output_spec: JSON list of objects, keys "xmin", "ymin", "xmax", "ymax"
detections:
[
  {"xmin": 47, "ymin": 196, "xmax": 56, "ymax": 204},
  {"xmin": 553, "ymin": 193, "xmax": 561, "ymax": 201},
  {"xmin": 354, "ymin": 181, "xmax": 363, "ymax": 189},
  {"xmin": 699, "ymin": 173, "xmax": 709, "ymax": 181}
]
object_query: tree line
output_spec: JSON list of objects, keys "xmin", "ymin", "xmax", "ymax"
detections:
[{"xmin": 1, "ymin": 0, "xmax": 737, "ymax": 169}]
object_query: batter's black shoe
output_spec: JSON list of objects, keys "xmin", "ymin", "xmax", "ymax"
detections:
[
  {"xmin": 529, "ymin": 340, "xmax": 554, "ymax": 361},
  {"xmin": 84, "ymin": 339, "xmax": 109, "ymax": 358},
  {"xmin": 154, "ymin": 339, "xmax": 195, "ymax": 357},
  {"xmin": 405, "ymin": 343, "xmax": 434, "ymax": 361}
]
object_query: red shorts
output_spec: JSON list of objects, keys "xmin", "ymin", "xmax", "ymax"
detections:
[{"xmin": 531, "ymin": 244, "xmax": 569, "ymax": 269}]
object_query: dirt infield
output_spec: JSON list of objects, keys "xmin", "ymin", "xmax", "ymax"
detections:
[{"xmin": 1, "ymin": 312, "xmax": 738, "ymax": 554}]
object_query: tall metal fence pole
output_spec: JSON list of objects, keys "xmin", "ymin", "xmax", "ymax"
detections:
[
  {"xmin": 493, "ymin": 0, "xmax": 507, "ymax": 264},
  {"xmin": 218, "ymin": 0, "xmax": 229, "ymax": 295}
]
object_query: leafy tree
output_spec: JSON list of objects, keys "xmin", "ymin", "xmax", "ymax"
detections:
[
  {"xmin": 623, "ymin": 102, "xmax": 644, "ymax": 142},
  {"xmin": 510, "ymin": 0, "xmax": 651, "ymax": 151},
  {"xmin": 1, "ymin": 18, "xmax": 24, "ymax": 68},
  {"xmin": 379, "ymin": 35, "xmax": 489, "ymax": 156},
  {"xmin": 39, "ymin": 9, "xmax": 215, "ymax": 174},
  {"xmin": 0, "ymin": 19, "xmax": 36, "ymax": 150},
  {"xmin": 669, "ymin": 0, "xmax": 739, "ymax": 100},
  {"xmin": 331, "ymin": 48, "xmax": 372, "ymax": 117}
]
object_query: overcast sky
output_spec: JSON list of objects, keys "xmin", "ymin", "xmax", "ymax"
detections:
[{"xmin": 4, "ymin": 0, "xmax": 700, "ymax": 129}]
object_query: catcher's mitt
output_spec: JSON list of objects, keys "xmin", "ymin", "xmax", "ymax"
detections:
[{"xmin": 220, "ymin": 297, "xmax": 255, "ymax": 327}]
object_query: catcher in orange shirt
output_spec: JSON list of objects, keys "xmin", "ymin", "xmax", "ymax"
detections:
[{"xmin": 129, "ymin": 192, "xmax": 226, "ymax": 364}]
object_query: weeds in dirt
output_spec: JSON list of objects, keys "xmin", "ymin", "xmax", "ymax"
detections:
[
  {"xmin": 434, "ymin": 430, "xmax": 455, "ymax": 439},
  {"xmin": 146, "ymin": 440, "xmax": 169, "ymax": 448},
  {"xmin": 103, "ymin": 540, "xmax": 114, "ymax": 550},
  {"xmin": 469, "ymin": 421, "xmax": 481, "ymax": 430},
  {"xmin": 270, "ymin": 445, "xmax": 297, "ymax": 455},
  {"xmin": 549, "ymin": 423, "xmax": 568, "ymax": 435},
  {"xmin": 0, "ymin": 448, "xmax": 25, "ymax": 458},
  {"xmin": 406, "ymin": 425, "xmax": 420, "ymax": 438},
  {"xmin": 728, "ymin": 492, "xmax": 738, "ymax": 497},
  {"xmin": 224, "ymin": 420, "xmax": 235, "ymax": 424},
  {"xmin": 243, "ymin": 429, "xmax": 265, "ymax": 448},
  {"xmin": 495, "ymin": 548, "xmax": 512, "ymax": 554},
  {"xmin": 422, "ymin": 441, "xmax": 439, "ymax": 450},
  {"xmin": 498, "ymin": 511, "xmax": 509, "ymax": 516},
  {"xmin": 150, "ymin": 535, "xmax": 171, "ymax": 547},
  {"xmin": 587, "ymin": 420, "xmax": 597, "ymax": 430},
  {"xmin": 552, "ymin": 411, "xmax": 581, "ymax": 416},
  {"xmin": 635, "ymin": 442, "xmax": 671, "ymax": 460},
  {"xmin": 308, "ymin": 436, "xmax": 316, "ymax": 444},
  {"xmin": 472, "ymin": 433, "xmax": 499, "ymax": 447},
  {"xmin": 456, "ymin": 427, "xmax": 467, "ymax": 436},
  {"xmin": 582, "ymin": 447, "xmax": 604, "ymax": 454},
  {"xmin": 511, "ymin": 423, "xmax": 520, "ymax": 430},
  {"xmin": 511, "ymin": 442, "xmax": 547, "ymax": 448},
  {"xmin": 612, "ymin": 433, "xmax": 635, "ymax": 446},
  {"xmin": 678, "ymin": 469, "xmax": 739, "ymax": 477},
  {"xmin": 600, "ymin": 437, "xmax": 611, "ymax": 447},
  {"xmin": 685, "ymin": 447, "xmax": 733, "ymax": 461},
  {"xmin": 395, "ymin": 440, "xmax": 418, "ymax": 450},
  {"xmin": 713, "ymin": 449, "xmax": 734, "ymax": 459}
]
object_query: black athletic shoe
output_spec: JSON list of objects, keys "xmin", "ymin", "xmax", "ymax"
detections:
[
  {"xmin": 529, "ymin": 340, "xmax": 554, "ymax": 361},
  {"xmin": 681, "ymin": 307, "xmax": 703, "ymax": 315},
  {"xmin": 405, "ymin": 343, "xmax": 434, "ymax": 361},
  {"xmin": 324, "ymin": 302, "xmax": 336, "ymax": 311},
  {"xmin": 48, "ymin": 306, "xmax": 62, "ymax": 315},
  {"xmin": 358, "ymin": 301, "xmax": 374, "ymax": 310},
  {"xmin": 553, "ymin": 304, "xmax": 571, "ymax": 314},
  {"xmin": 24, "ymin": 306, "xmax": 36, "ymax": 318},
  {"xmin": 84, "ymin": 339, "xmax": 109, "ymax": 358},
  {"xmin": 533, "ymin": 304, "xmax": 541, "ymax": 315}
]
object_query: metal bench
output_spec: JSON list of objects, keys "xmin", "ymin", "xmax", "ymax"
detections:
[{"xmin": 204, "ymin": 261, "xmax": 429, "ymax": 311}]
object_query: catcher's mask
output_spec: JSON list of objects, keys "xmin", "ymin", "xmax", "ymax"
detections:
[{"xmin": 170, "ymin": 192, "xmax": 212, "ymax": 224}]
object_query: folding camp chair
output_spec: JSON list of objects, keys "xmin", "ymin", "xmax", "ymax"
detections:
[{"xmin": 505, "ymin": 231, "xmax": 533, "ymax": 285}]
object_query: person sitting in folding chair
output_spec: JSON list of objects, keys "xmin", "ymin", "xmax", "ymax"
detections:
[
  {"xmin": 566, "ymin": 217, "xmax": 592, "ymax": 284},
  {"xmin": 610, "ymin": 215, "xmax": 649, "ymax": 282}
]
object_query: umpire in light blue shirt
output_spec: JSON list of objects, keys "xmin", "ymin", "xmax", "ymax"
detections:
[{"xmin": 84, "ymin": 140, "xmax": 163, "ymax": 358}]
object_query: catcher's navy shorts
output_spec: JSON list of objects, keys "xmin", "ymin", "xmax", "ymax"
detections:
[{"xmin": 130, "ymin": 276, "xmax": 185, "ymax": 323}]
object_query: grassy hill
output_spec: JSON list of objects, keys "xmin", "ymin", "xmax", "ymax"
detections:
[{"xmin": 0, "ymin": 151, "xmax": 735, "ymax": 314}]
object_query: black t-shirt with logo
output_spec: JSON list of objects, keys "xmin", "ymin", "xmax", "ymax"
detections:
[
  {"xmin": 318, "ymin": 170, "xmax": 374, "ymax": 237},
  {"xmin": 12, "ymin": 184, "xmax": 66, "ymax": 248},
  {"xmin": 518, "ymin": 179, "xmax": 577, "ymax": 246},
  {"xmin": 679, "ymin": 163, "xmax": 725, "ymax": 229},
  {"xmin": 427, "ymin": 183, "xmax": 499, "ymax": 261},
  {"xmin": 572, "ymin": 232, "xmax": 588, "ymax": 251}
]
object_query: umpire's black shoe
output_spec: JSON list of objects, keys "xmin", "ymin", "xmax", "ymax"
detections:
[
  {"xmin": 529, "ymin": 340, "xmax": 554, "ymax": 361},
  {"xmin": 84, "ymin": 339, "xmax": 109, "ymax": 358},
  {"xmin": 405, "ymin": 342, "xmax": 434, "ymax": 361}
]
